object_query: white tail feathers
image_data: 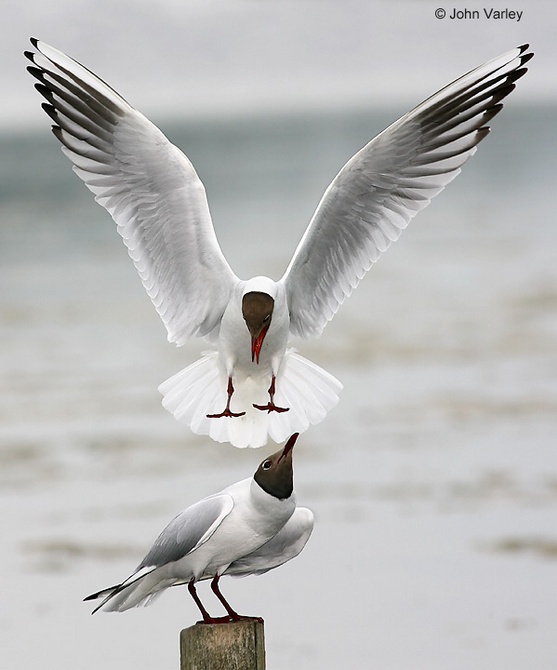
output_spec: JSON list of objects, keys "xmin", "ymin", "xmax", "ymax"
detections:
[
  {"xmin": 98, "ymin": 575, "xmax": 172, "ymax": 612},
  {"xmin": 159, "ymin": 349, "xmax": 342, "ymax": 448}
]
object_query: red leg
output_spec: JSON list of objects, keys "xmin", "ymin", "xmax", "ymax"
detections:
[
  {"xmin": 210, "ymin": 575, "xmax": 241, "ymax": 621},
  {"xmin": 188, "ymin": 579, "xmax": 233, "ymax": 625},
  {"xmin": 210, "ymin": 575, "xmax": 263, "ymax": 624},
  {"xmin": 253, "ymin": 375, "xmax": 290, "ymax": 414},
  {"xmin": 188, "ymin": 579, "xmax": 212, "ymax": 622},
  {"xmin": 207, "ymin": 377, "xmax": 246, "ymax": 419}
]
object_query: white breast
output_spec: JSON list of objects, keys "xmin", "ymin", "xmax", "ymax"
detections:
[{"xmin": 218, "ymin": 280, "xmax": 289, "ymax": 374}]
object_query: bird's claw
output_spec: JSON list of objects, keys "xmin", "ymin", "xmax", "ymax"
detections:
[
  {"xmin": 207, "ymin": 409, "xmax": 246, "ymax": 419},
  {"xmin": 253, "ymin": 402, "xmax": 290, "ymax": 414},
  {"xmin": 197, "ymin": 615, "xmax": 233, "ymax": 625},
  {"xmin": 198, "ymin": 614, "xmax": 237, "ymax": 625},
  {"xmin": 198, "ymin": 614, "xmax": 264, "ymax": 625}
]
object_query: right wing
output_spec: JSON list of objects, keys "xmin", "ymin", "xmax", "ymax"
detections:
[{"xmin": 226, "ymin": 506, "xmax": 314, "ymax": 576}]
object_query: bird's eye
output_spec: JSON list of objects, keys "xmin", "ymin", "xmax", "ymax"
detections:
[
  {"xmin": 262, "ymin": 460, "xmax": 272, "ymax": 470},
  {"xmin": 263, "ymin": 315, "xmax": 271, "ymax": 322}
]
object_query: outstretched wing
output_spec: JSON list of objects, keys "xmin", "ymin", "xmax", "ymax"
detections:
[
  {"xmin": 26, "ymin": 38, "xmax": 239, "ymax": 344},
  {"xmin": 281, "ymin": 44, "xmax": 533, "ymax": 339}
]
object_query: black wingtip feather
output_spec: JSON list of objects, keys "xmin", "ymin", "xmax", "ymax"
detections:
[
  {"xmin": 52, "ymin": 126, "xmax": 66, "ymax": 144},
  {"xmin": 508, "ymin": 68, "xmax": 528, "ymax": 85},
  {"xmin": 34, "ymin": 82, "xmax": 50, "ymax": 98},
  {"xmin": 26, "ymin": 65, "xmax": 44, "ymax": 81},
  {"xmin": 30, "ymin": 37, "xmax": 39, "ymax": 49},
  {"xmin": 478, "ymin": 104, "xmax": 504, "ymax": 132},
  {"xmin": 488, "ymin": 102, "xmax": 504, "ymax": 117},
  {"xmin": 40, "ymin": 101, "xmax": 56, "ymax": 116}
]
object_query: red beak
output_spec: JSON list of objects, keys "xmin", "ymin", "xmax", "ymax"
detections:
[
  {"xmin": 251, "ymin": 323, "xmax": 270, "ymax": 364},
  {"xmin": 279, "ymin": 433, "xmax": 299, "ymax": 461}
]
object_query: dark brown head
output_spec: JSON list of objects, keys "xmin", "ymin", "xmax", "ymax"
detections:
[
  {"xmin": 242, "ymin": 291, "xmax": 274, "ymax": 364},
  {"xmin": 253, "ymin": 433, "xmax": 298, "ymax": 500}
]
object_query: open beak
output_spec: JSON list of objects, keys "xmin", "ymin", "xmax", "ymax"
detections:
[
  {"xmin": 279, "ymin": 433, "xmax": 299, "ymax": 462},
  {"xmin": 251, "ymin": 323, "xmax": 270, "ymax": 364}
]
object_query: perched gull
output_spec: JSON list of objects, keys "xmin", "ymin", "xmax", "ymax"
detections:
[
  {"xmin": 84, "ymin": 433, "xmax": 314, "ymax": 623},
  {"xmin": 26, "ymin": 40, "xmax": 532, "ymax": 448}
]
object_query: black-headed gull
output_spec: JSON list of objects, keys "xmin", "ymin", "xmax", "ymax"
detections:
[
  {"xmin": 84, "ymin": 434, "xmax": 313, "ymax": 622},
  {"xmin": 26, "ymin": 40, "xmax": 532, "ymax": 448}
]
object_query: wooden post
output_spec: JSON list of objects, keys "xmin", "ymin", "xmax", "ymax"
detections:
[{"xmin": 180, "ymin": 620, "xmax": 266, "ymax": 670}]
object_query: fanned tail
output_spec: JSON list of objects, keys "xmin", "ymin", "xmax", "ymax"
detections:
[{"xmin": 159, "ymin": 349, "xmax": 342, "ymax": 448}]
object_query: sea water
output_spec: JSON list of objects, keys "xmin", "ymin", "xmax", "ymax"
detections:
[{"xmin": 1, "ymin": 104, "xmax": 556, "ymax": 669}]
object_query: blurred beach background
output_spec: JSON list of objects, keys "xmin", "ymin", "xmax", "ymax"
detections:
[{"xmin": 1, "ymin": 1, "xmax": 556, "ymax": 668}]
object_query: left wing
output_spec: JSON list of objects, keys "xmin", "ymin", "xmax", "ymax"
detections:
[
  {"xmin": 26, "ymin": 39, "xmax": 239, "ymax": 344},
  {"xmin": 139, "ymin": 493, "xmax": 234, "ymax": 568},
  {"xmin": 83, "ymin": 492, "xmax": 234, "ymax": 613}
]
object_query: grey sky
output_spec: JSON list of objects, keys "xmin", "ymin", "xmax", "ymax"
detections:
[{"xmin": 2, "ymin": 0, "xmax": 554, "ymax": 128}]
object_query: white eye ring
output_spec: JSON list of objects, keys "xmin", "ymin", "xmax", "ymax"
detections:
[{"xmin": 262, "ymin": 460, "xmax": 272, "ymax": 470}]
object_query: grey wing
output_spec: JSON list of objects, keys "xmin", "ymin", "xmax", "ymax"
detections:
[
  {"xmin": 281, "ymin": 44, "xmax": 533, "ymax": 339},
  {"xmin": 139, "ymin": 493, "xmax": 234, "ymax": 569},
  {"xmin": 83, "ymin": 493, "xmax": 233, "ymax": 613},
  {"xmin": 226, "ymin": 507, "xmax": 314, "ymax": 577},
  {"xmin": 26, "ymin": 39, "xmax": 239, "ymax": 345}
]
